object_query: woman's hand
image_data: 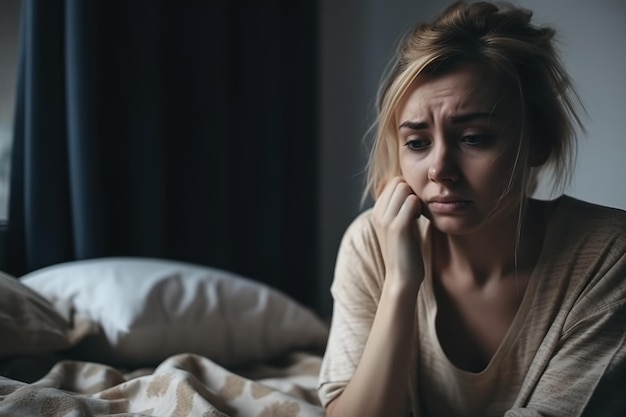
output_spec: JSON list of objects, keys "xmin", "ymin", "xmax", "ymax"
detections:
[
  {"xmin": 372, "ymin": 177, "xmax": 424, "ymax": 286},
  {"xmin": 325, "ymin": 177, "xmax": 424, "ymax": 417}
]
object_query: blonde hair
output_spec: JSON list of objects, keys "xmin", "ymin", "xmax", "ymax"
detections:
[{"xmin": 364, "ymin": 1, "xmax": 584, "ymax": 201}]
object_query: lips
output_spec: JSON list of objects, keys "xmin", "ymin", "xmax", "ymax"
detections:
[{"xmin": 426, "ymin": 197, "xmax": 473, "ymax": 214}]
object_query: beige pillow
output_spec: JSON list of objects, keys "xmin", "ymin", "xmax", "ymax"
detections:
[{"xmin": 0, "ymin": 271, "xmax": 74, "ymax": 358}]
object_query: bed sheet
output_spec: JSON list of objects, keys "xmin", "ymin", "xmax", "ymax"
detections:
[{"xmin": 0, "ymin": 351, "xmax": 324, "ymax": 416}]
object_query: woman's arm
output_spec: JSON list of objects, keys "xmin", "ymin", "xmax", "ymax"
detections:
[
  {"xmin": 326, "ymin": 178, "xmax": 423, "ymax": 417},
  {"xmin": 326, "ymin": 276, "xmax": 420, "ymax": 417}
]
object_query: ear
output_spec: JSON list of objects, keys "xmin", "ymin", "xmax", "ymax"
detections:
[
  {"xmin": 528, "ymin": 134, "xmax": 550, "ymax": 167},
  {"xmin": 529, "ymin": 146, "xmax": 549, "ymax": 167}
]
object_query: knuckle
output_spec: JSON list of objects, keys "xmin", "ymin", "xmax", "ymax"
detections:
[{"xmin": 388, "ymin": 219, "xmax": 405, "ymax": 233}]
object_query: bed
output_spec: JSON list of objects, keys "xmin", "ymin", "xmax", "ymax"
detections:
[{"xmin": 0, "ymin": 258, "xmax": 329, "ymax": 416}]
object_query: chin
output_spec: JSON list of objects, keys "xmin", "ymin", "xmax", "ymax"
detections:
[{"xmin": 428, "ymin": 216, "xmax": 484, "ymax": 236}]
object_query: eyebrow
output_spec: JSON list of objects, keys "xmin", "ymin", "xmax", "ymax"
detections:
[{"xmin": 398, "ymin": 112, "xmax": 497, "ymax": 130}]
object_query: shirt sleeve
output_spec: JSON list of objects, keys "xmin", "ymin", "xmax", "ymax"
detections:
[
  {"xmin": 316, "ymin": 210, "xmax": 386, "ymax": 408},
  {"xmin": 505, "ymin": 248, "xmax": 626, "ymax": 417}
]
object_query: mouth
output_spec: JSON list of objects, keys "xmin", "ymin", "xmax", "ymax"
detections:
[{"xmin": 426, "ymin": 198, "xmax": 473, "ymax": 214}]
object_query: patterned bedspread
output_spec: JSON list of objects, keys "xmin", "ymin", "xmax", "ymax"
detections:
[{"xmin": 0, "ymin": 352, "xmax": 324, "ymax": 417}]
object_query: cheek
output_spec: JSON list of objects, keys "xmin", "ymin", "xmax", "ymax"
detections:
[
  {"xmin": 470, "ymin": 156, "xmax": 525, "ymax": 197},
  {"xmin": 399, "ymin": 158, "xmax": 428, "ymax": 191}
]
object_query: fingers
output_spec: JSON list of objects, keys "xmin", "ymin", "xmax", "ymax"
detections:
[
  {"xmin": 375, "ymin": 177, "xmax": 402, "ymax": 211},
  {"xmin": 397, "ymin": 194, "xmax": 421, "ymax": 225},
  {"xmin": 374, "ymin": 177, "xmax": 403, "ymax": 218},
  {"xmin": 374, "ymin": 177, "xmax": 421, "ymax": 224}
]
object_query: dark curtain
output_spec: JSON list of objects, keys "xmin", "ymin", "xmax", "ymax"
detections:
[{"xmin": 7, "ymin": 0, "xmax": 320, "ymax": 310}]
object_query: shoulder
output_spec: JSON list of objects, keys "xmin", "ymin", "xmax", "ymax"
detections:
[
  {"xmin": 335, "ymin": 208, "xmax": 383, "ymax": 279},
  {"xmin": 333, "ymin": 209, "xmax": 380, "ymax": 274},
  {"xmin": 341, "ymin": 208, "xmax": 377, "ymax": 244},
  {"xmin": 544, "ymin": 195, "xmax": 626, "ymax": 250},
  {"xmin": 331, "ymin": 209, "xmax": 384, "ymax": 299},
  {"xmin": 551, "ymin": 195, "xmax": 626, "ymax": 230},
  {"xmin": 542, "ymin": 195, "xmax": 626, "ymax": 267},
  {"xmin": 543, "ymin": 196, "xmax": 626, "ymax": 324}
]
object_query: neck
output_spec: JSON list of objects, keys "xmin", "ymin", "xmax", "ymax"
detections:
[{"xmin": 434, "ymin": 199, "xmax": 545, "ymax": 286}]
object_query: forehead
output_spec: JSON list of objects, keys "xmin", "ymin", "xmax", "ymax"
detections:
[{"xmin": 397, "ymin": 63, "xmax": 518, "ymax": 123}]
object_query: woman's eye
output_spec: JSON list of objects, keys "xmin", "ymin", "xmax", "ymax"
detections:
[
  {"xmin": 405, "ymin": 139, "xmax": 430, "ymax": 151},
  {"xmin": 462, "ymin": 134, "xmax": 492, "ymax": 146}
]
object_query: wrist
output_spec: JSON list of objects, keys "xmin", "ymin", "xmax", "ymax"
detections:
[{"xmin": 383, "ymin": 269, "xmax": 422, "ymax": 300}]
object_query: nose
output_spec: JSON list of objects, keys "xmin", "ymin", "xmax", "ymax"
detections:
[{"xmin": 428, "ymin": 141, "xmax": 459, "ymax": 183}]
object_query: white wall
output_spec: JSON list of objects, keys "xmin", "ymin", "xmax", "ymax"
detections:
[
  {"xmin": 317, "ymin": 0, "xmax": 626, "ymax": 315},
  {"xmin": 520, "ymin": 0, "xmax": 626, "ymax": 207}
]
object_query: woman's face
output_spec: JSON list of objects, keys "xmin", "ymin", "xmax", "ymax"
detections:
[{"xmin": 396, "ymin": 63, "xmax": 528, "ymax": 235}]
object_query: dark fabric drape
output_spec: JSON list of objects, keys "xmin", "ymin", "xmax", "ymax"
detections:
[{"xmin": 7, "ymin": 0, "xmax": 320, "ymax": 310}]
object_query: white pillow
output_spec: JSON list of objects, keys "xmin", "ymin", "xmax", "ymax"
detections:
[{"xmin": 21, "ymin": 257, "xmax": 329, "ymax": 367}]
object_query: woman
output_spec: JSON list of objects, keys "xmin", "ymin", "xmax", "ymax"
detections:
[{"xmin": 317, "ymin": 2, "xmax": 626, "ymax": 417}]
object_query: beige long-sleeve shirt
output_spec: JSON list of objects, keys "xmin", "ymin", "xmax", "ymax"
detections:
[{"xmin": 318, "ymin": 196, "xmax": 626, "ymax": 416}]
